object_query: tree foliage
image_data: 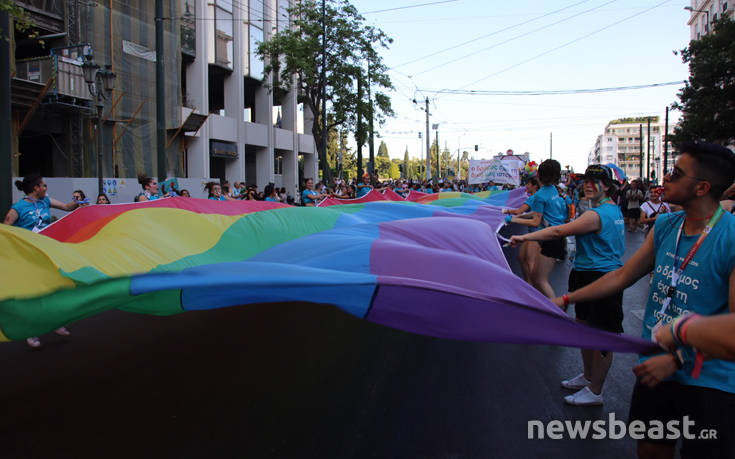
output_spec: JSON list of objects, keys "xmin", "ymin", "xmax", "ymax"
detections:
[
  {"xmin": 377, "ymin": 140, "xmax": 389, "ymax": 158},
  {"xmin": 671, "ymin": 18, "xmax": 735, "ymax": 145},
  {"xmin": 1, "ymin": 1, "xmax": 38, "ymax": 40},
  {"xmin": 258, "ymin": 0, "xmax": 394, "ymax": 183}
]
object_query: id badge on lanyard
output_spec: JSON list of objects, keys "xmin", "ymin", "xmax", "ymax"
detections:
[{"xmin": 650, "ymin": 207, "xmax": 724, "ymax": 340}]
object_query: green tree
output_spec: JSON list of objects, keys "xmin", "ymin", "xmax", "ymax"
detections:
[
  {"xmin": 671, "ymin": 18, "xmax": 735, "ymax": 144},
  {"xmin": 376, "ymin": 156, "xmax": 391, "ymax": 178},
  {"xmin": 1, "ymin": 1, "xmax": 37, "ymax": 39},
  {"xmin": 388, "ymin": 160, "xmax": 401, "ymax": 180},
  {"xmin": 258, "ymin": 0, "xmax": 394, "ymax": 184},
  {"xmin": 377, "ymin": 140, "xmax": 389, "ymax": 158},
  {"xmin": 440, "ymin": 148, "xmax": 453, "ymax": 177},
  {"xmin": 429, "ymin": 140, "xmax": 439, "ymax": 178},
  {"xmin": 403, "ymin": 148, "xmax": 410, "ymax": 179}
]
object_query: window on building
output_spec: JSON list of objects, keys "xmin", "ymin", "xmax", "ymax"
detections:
[
  {"xmin": 277, "ymin": 0, "xmax": 290, "ymax": 33},
  {"xmin": 248, "ymin": 0, "xmax": 265, "ymax": 78},
  {"xmin": 212, "ymin": 0, "xmax": 234, "ymax": 69},
  {"xmin": 181, "ymin": 0, "xmax": 197, "ymax": 57},
  {"xmin": 274, "ymin": 153, "xmax": 283, "ymax": 175}
]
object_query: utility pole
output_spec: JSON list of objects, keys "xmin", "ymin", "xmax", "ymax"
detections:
[
  {"xmin": 425, "ymin": 98, "xmax": 431, "ymax": 180},
  {"xmin": 357, "ymin": 78, "xmax": 363, "ymax": 179},
  {"xmin": 664, "ymin": 107, "xmax": 669, "ymax": 176},
  {"xmin": 367, "ymin": 60, "xmax": 374, "ymax": 178},
  {"xmin": 418, "ymin": 132, "xmax": 423, "ymax": 179},
  {"xmin": 435, "ymin": 129, "xmax": 439, "ymax": 179},
  {"xmin": 1, "ymin": 10, "xmax": 12, "ymax": 215},
  {"xmin": 338, "ymin": 129, "xmax": 343, "ymax": 180},
  {"xmin": 549, "ymin": 132, "xmax": 553, "ymax": 159},
  {"xmin": 155, "ymin": 0, "xmax": 166, "ymax": 184},
  {"xmin": 646, "ymin": 117, "xmax": 651, "ymax": 182},
  {"xmin": 639, "ymin": 124, "xmax": 644, "ymax": 180},
  {"xmin": 321, "ymin": 0, "xmax": 327, "ymax": 181}
]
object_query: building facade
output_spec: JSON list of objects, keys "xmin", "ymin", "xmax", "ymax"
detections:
[
  {"xmin": 592, "ymin": 117, "xmax": 676, "ymax": 182},
  {"xmin": 9, "ymin": 0, "xmax": 317, "ymax": 203},
  {"xmin": 687, "ymin": 0, "xmax": 734, "ymax": 40}
]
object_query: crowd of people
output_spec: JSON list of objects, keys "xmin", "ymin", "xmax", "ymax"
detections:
[
  {"xmin": 507, "ymin": 143, "xmax": 735, "ymax": 458},
  {"xmin": 4, "ymin": 142, "xmax": 735, "ymax": 458}
]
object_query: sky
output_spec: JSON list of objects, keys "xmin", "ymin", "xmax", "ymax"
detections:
[{"xmin": 348, "ymin": 0, "xmax": 692, "ymax": 172}]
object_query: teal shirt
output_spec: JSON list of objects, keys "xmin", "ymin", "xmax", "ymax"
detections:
[
  {"xmin": 574, "ymin": 203, "xmax": 625, "ymax": 272},
  {"xmin": 302, "ymin": 189, "xmax": 319, "ymax": 205},
  {"xmin": 11, "ymin": 196, "xmax": 51, "ymax": 231},
  {"xmin": 641, "ymin": 210, "xmax": 735, "ymax": 393},
  {"xmin": 529, "ymin": 185, "xmax": 567, "ymax": 227},
  {"xmin": 356, "ymin": 184, "xmax": 372, "ymax": 198}
]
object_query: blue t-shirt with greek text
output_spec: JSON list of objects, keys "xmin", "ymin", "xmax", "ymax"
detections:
[{"xmin": 641, "ymin": 210, "xmax": 735, "ymax": 393}]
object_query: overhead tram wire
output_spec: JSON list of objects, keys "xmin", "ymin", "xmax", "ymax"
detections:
[
  {"xmin": 389, "ymin": 0, "xmax": 594, "ymax": 70},
  {"xmin": 450, "ymin": 0, "xmax": 674, "ymax": 93},
  {"xmin": 361, "ymin": 0, "xmax": 459, "ymax": 15},
  {"xmin": 408, "ymin": 0, "xmax": 616, "ymax": 77},
  {"xmin": 418, "ymin": 81, "xmax": 685, "ymax": 96}
]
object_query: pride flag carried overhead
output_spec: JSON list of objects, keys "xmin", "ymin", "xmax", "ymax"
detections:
[{"xmin": 0, "ymin": 191, "xmax": 657, "ymax": 354}]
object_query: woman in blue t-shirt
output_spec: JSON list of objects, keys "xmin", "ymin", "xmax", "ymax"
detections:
[
  {"xmin": 135, "ymin": 175, "xmax": 162, "ymax": 202},
  {"xmin": 301, "ymin": 178, "xmax": 329, "ymax": 206},
  {"xmin": 503, "ymin": 177, "xmax": 540, "ymax": 282},
  {"xmin": 4, "ymin": 174, "xmax": 79, "ymax": 231},
  {"xmin": 510, "ymin": 165, "xmax": 625, "ymax": 406},
  {"xmin": 506, "ymin": 159, "xmax": 568, "ymax": 298},
  {"xmin": 204, "ymin": 181, "xmax": 227, "ymax": 201},
  {"xmin": 264, "ymin": 183, "xmax": 280, "ymax": 202},
  {"xmin": 3, "ymin": 174, "xmax": 79, "ymax": 347}
]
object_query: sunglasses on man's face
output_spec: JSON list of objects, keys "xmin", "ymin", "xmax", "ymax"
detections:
[{"xmin": 667, "ymin": 166, "xmax": 703, "ymax": 182}]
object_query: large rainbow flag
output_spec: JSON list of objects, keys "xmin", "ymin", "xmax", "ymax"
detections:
[{"xmin": 0, "ymin": 191, "xmax": 657, "ymax": 354}]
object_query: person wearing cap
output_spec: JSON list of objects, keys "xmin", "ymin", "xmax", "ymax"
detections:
[
  {"xmin": 550, "ymin": 142, "xmax": 735, "ymax": 458},
  {"xmin": 510, "ymin": 164, "xmax": 625, "ymax": 406},
  {"xmin": 506, "ymin": 159, "xmax": 568, "ymax": 299}
]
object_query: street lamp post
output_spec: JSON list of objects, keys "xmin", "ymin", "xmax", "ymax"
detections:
[
  {"xmin": 684, "ymin": 6, "xmax": 710, "ymax": 32},
  {"xmin": 82, "ymin": 53, "xmax": 116, "ymax": 196}
]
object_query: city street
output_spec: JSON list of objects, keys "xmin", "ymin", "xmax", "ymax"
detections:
[{"xmin": 1, "ymin": 229, "xmax": 653, "ymax": 459}]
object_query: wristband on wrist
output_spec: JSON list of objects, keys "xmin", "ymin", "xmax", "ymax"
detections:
[
  {"xmin": 679, "ymin": 314, "xmax": 700, "ymax": 346},
  {"xmin": 670, "ymin": 316, "xmax": 685, "ymax": 347},
  {"xmin": 505, "ymin": 215, "xmax": 512, "ymax": 223},
  {"xmin": 562, "ymin": 294, "xmax": 570, "ymax": 307}
]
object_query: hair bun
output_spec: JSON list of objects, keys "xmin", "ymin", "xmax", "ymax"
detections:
[{"xmin": 14, "ymin": 180, "xmax": 24, "ymax": 191}]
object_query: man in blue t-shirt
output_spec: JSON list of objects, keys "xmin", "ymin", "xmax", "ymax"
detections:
[{"xmin": 555, "ymin": 142, "xmax": 735, "ymax": 458}]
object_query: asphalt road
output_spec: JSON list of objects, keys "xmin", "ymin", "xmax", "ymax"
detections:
[{"xmin": 0, "ymin": 229, "xmax": 653, "ymax": 459}]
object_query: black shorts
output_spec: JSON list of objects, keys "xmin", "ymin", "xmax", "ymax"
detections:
[
  {"xmin": 629, "ymin": 381, "xmax": 735, "ymax": 458},
  {"xmin": 540, "ymin": 237, "xmax": 565, "ymax": 260},
  {"xmin": 569, "ymin": 269, "xmax": 623, "ymax": 333},
  {"xmin": 627, "ymin": 207, "xmax": 641, "ymax": 219}
]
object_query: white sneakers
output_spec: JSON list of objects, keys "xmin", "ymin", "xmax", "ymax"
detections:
[
  {"xmin": 564, "ymin": 386, "xmax": 604, "ymax": 406},
  {"xmin": 561, "ymin": 374, "xmax": 603, "ymax": 406},
  {"xmin": 25, "ymin": 327, "xmax": 71, "ymax": 348},
  {"xmin": 561, "ymin": 373, "xmax": 590, "ymax": 390}
]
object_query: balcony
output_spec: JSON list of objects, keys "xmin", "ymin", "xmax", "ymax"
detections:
[{"xmin": 14, "ymin": 54, "xmax": 91, "ymax": 104}]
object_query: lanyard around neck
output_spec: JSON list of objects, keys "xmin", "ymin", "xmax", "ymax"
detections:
[{"xmin": 657, "ymin": 206, "xmax": 725, "ymax": 317}]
